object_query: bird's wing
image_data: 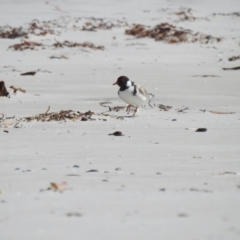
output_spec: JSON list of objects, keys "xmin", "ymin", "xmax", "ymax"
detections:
[{"xmin": 136, "ymin": 84, "xmax": 148, "ymax": 97}]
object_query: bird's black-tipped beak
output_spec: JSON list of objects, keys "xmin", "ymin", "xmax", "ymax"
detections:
[{"xmin": 113, "ymin": 81, "xmax": 118, "ymax": 85}]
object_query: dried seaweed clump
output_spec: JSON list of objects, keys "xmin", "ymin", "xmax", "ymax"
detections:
[
  {"xmin": 172, "ymin": 8, "xmax": 197, "ymax": 22},
  {"xmin": 53, "ymin": 40, "xmax": 104, "ymax": 50},
  {"xmin": 0, "ymin": 26, "xmax": 27, "ymax": 39},
  {"xmin": 125, "ymin": 23, "xmax": 222, "ymax": 44},
  {"xmin": 8, "ymin": 41, "xmax": 42, "ymax": 51},
  {"xmin": 0, "ymin": 21, "xmax": 56, "ymax": 39},
  {"xmin": 24, "ymin": 109, "xmax": 96, "ymax": 122},
  {"xmin": 82, "ymin": 18, "xmax": 128, "ymax": 31},
  {"xmin": 171, "ymin": 8, "xmax": 209, "ymax": 22},
  {"xmin": 27, "ymin": 21, "xmax": 55, "ymax": 36}
]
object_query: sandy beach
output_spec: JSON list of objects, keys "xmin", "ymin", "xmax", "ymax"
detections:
[{"xmin": 1, "ymin": 0, "xmax": 240, "ymax": 239}]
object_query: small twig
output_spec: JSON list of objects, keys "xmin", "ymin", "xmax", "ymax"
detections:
[
  {"xmin": 222, "ymin": 66, "xmax": 240, "ymax": 70},
  {"xmin": 45, "ymin": 106, "xmax": 50, "ymax": 115},
  {"xmin": 148, "ymin": 100, "xmax": 153, "ymax": 108},
  {"xmin": 14, "ymin": 122, "xmax": 20, "ymax": 128}
]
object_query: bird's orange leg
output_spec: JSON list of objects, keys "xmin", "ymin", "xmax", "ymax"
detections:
[
  {"xmin": 126, "ymin": 105, "xmax": 133, "ymax": 113},
  {"xmin": 132, "ymin": 107, "xmax": 138, "ymax": 117}
]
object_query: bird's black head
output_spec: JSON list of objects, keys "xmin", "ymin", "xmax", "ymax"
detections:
[{"xmin": 113, "ymin": 76, "xmax": 130, "ymax": 88}]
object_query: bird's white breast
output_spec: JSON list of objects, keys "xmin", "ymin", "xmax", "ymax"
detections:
[{"xmin": 118, "ymin": 86, "xmax": 147, "ymax": 106}]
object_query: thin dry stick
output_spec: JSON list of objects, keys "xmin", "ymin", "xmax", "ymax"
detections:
[{"xmin": 45, "ymin": 106, "xmax": 50, "ymax": 115}]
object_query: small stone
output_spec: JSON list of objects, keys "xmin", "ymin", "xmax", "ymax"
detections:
[
  {"xmin": 159, "ymin": 188, "xmax": 166, "ymax": 191},
  {"xmin": 178, "ymin": 213, "xmax": 188, "ymax": 217},
  {"xmin": 73, "ymin": 165, "xmax": 80, "ymax": 168},
  {"xmin": 15, "ymin": 168, "xmax": 20, "ymax": 170},
  {"xmin": 108, "ymin": 131, "xmax": 124, "ymax": 136},
  {"xmin": 86, "ymin": 169, "xmax": 99, "ymax": 173}
]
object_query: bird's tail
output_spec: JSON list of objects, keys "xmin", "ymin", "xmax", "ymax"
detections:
[{"xmin": 148, "ymin": 93, "xmax": 154, "ymax": 108}]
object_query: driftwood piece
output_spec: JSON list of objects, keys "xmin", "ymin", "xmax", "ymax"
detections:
[{"xmin": 222, "ymin": 66, "xmax": 240, "ymax": 70}]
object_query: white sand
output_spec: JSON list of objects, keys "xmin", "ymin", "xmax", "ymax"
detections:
[{"xmin": 0, "ymin": 0, "xmax": 240, "ymax": 239}]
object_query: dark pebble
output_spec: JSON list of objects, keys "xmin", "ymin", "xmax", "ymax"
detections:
[
  {"xmin": 73, "ymin": 165, "xmax": 80, "ymax": 168},
  {"xmin": 171, "ymin": 119, "xmax": 177, "ymax": 121},
  {"xmin": 86, "ymin": 169, "xmax": 99, "ymax": 173},
  {"xmin": 196, "ymin": 128, "xmax": 207, "ymax": 132},
  {"xmin": 108, "ymin": 131, "xmax": 124, "ymax": 136}
]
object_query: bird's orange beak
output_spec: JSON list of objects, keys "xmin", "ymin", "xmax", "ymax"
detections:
[{"xmin": 113, "ymin": 81, "xmax": 118, "ymax": 85}]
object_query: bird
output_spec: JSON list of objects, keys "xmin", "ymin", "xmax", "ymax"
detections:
[{"xmin": 113, "ymin": 76, "xmax": 153, "ymax": 117}]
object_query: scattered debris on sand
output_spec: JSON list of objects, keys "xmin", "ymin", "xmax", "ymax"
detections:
[
  {"xmin": 27, "ymin": 21, "xmax": 56, "ymax": 36},
  {"xmin": 81, "ymin": 18, "xmax": 128, "ymax": 31},
  {"xmin": 193, "ymin": 75, "xmax": 220, "ymax": 77},
  {"xmin": 8, "ymin": 41, "xmax": 42, "ymax": 51},
  {"xmin": 53, "ymin": 39, "xmax": 104, "ymax": 50},
  {"xmin": 125, "ymin": 23, "xmax": 222, "ymax": 44},
  {"xmin": 222, "ymin": 66, "xmax": 240, "ymax": 70},
  {"xmin": 176, "ymin": 107, "xmax": 189, "ymax": 113},
  {"xmin": 213, "ymin": 171, "xmax": 237, "ymax": 176},
  {"xmin": 213, "ymin": 12, "xmax": 240, "ymax": 17},
  {"xmin": 1, "ymin": 17, "xmax": 128, "ymax": 40},
  {"xmin": 229, "ymin": 55, "xmax": 240, "ymax": 61},
  {"xmin": 171, "ymin": 8, "xmax": 209, "ymax": 22},
  {"xmin": 0, "ymin": 106, "xmax": 124, "ymax": 128},
  {"xmin": 8, "ymin": 39, "xmax": 104, "ymax": 51},
  {"xmin": 158, "ymin": 104, "xmax": 172, "ymax": 111},
  {"xmin": 40, "ymin": 182, "xmax": 68, "ymax": 192},
  {"xmin": 0, "ymin": 20, "xmax": 56, "ymax": 39},
  {"xmin": 100, "ymin": 101, "xmax": 136, "ymax": 114},
  {"xmin": 24, "ymin": 108, "xmax": 96, "ymax": 122},
  {"xmin": 9, "ymin": 85, "xmax": 26, "ymax": 94},
  {"xmin": 189, "ymin": 188, "xmax": 212, "ymax": 193},
  {"xmin": 0, "ymin": 81, "xmax": 9, "ymax": 97},
  {"xmin": 0, "ymin": 26, "xmax": 27, "ymax": 38}
]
